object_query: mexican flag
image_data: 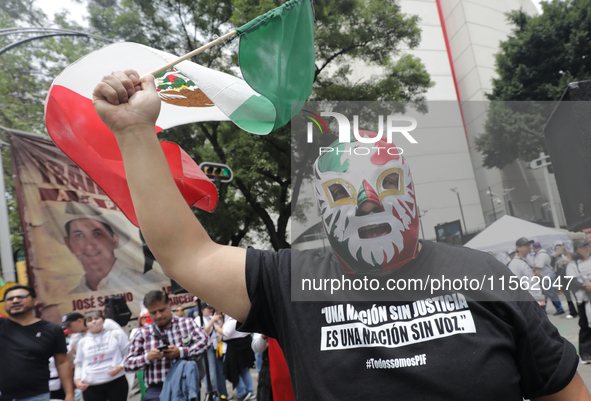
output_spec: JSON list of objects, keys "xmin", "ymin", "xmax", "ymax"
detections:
[{"xmin": 45, "ymin": 0, "xmax": 315, "ymax": 226}]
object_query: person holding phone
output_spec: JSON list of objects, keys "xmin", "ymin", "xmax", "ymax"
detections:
[
  {"xmin": 74, "ymin": 310, "xmax": 129, "ymax": 401},
  {"xmin": 124, "ymin": 290, "xmax": 209, "ymax": 401}
]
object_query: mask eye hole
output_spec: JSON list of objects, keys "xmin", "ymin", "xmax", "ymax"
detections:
[
  {"xmin": 328, "ymin": 183, "xmax": 351, "ymax": 202},
  {"xmin": 382, "ymin": 173, "xmax": 399, "ymax": 191},
  {"xmin": 377, "ymin": 168, "xmax": 404, "ymax": 201},
  {"xmin": 321, "ymin": 179, "xmax": 357, "ymax": 207}
]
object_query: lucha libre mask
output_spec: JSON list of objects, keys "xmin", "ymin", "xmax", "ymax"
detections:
[{"xmin": 313, "ymin": 132, "xmax": 420, "ymax": 274}]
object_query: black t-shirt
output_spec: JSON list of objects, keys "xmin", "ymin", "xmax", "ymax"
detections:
[
  {"xmin": 239, "ymin": 240, "xmax": 578, "ymax": 400},
  {"xmin": 0, "ymin": 318, "xmax": 68, "ymax": 398}
]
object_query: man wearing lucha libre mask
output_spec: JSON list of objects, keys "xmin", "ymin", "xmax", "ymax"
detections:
[
  {"xmin": 92, "ymin": 70, "xmax": 588, "ymax": 400},
  {"xmin": 312, "ymin": 130, "xmax": 420, "ymax": 275}
]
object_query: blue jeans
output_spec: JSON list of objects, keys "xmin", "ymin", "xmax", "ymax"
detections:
[
  {"xmin": 205, "ymin": 346, "xmax": 228, "ymax": 397},
  {"xmin": 13, "ymin": 393, "xmax": 50, "ymax": 401},
  {"xmin": 235, "ymin": 367, "xmax": 254, "ymax": 398},
  {"xmin": 74, "ymin": 388, "xmax": 83, "ymax": 401},
  {"xmin": 542, "ymin": 273, "xmax": 564, "ymax": 312},
  {"xmin": 255, "ymin": 352, "xmax": 263, "ymax": 372}
]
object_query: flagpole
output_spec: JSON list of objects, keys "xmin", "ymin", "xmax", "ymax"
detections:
[
  {"xmin": 149, "ymin": 30, "xmax": 237, "ymax": 76},
  {"xmin": 0, "ymin": 140, "xmax": 15, "ymax": 282}
]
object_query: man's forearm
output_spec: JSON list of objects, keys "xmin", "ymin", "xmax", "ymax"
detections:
[
  {"xmin": 116, "ymin": 128, "xmax": 211, "ymax": 272},
  {"xmin": 93, "ymin": 71, "xmax": 251, "ymax": 322},
  {"xmin": 124, "ymin": 353, "xmax": 150, "ymax": 372},
  {"xmin": 55, "ymin": 355, "xmax": 74, "ymax": 397}
]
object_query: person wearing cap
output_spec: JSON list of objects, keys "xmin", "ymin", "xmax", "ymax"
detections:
[
  {"xmin": 508, "ymin": 237, "xmax": 542, "ymax": 299},
  {"xmin": 92, "ymin": 70, "xmax": 591, "ymax": 400},
  {"xmin": 62, "ymin": 312, "xmax": 125, "ymax": 359},
  {"xmin": 566, "ymin": 238, "xmax": 591, "ymax": 363},
  {"xmin": 63, "ymin": 203, "xmax": 163, "ymax": 293},
  {"xmin": 554, "ymin": 241, "xmax": 578, "ymax": 318},
  {"xmin": 533, "ymin": 242, "xmax": 566, "ymax": 315}
]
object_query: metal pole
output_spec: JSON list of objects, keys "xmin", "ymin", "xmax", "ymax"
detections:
[
  {"xmin": 0, "ymin": 142, "xmax": 15, "ymax": 282},
  {"xmin": 488, "ymin": 187, "xmax": 497, "ymax": 222},
  {"xmin": 455, "ymin": 192, "xmax": 467, "ymax": 233},
  {"xmin": 540, "ymin": 152, "xmax": 560, "ymax": 229}
]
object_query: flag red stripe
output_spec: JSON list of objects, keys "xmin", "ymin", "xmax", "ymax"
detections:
[{"xmin": 46, "ymin": 85, "xmax": 218, "ymax": 226}]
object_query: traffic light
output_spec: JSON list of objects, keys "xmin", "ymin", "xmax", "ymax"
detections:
[{"xmin": 199, "ymin": 162, "xmax": 233, "ymax": 183}]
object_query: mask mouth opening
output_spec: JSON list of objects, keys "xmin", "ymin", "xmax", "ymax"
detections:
[{"xmin": 358, "ymin": 223, "xmax": 392, "ymax": 239}]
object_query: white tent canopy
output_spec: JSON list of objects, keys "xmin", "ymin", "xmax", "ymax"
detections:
[{"xmin": 464, "ymin": 215, "xmax": 570, "ymax": 255}]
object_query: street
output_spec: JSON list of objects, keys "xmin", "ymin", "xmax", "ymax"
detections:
[{"xmin": 545, "ymin": 295, "xmax": 591, "ymax": 389}]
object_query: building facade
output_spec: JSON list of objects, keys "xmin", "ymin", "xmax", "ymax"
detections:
[{"xmin": 292, "ymin": 0, "xmax": 564, "ymax": 249}]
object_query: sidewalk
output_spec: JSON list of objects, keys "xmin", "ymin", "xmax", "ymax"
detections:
[{"xmin": 543, "ymin": 294, "xmax": 591, "ymax": 388}]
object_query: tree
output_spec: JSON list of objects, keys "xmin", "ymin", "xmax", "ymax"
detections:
[
  {"xmin": 477, "ymin": 0, "xmax": 591, "ymax": 169},
  {"xmin": 0, "ymin": 0, "xmax": 105, "ymax": 260},
  {"xmin": 1, "ymin": 0, "xmax": 433, "ymax": 251},
  {"xmin": 84, "ymin": 0, "xmax": 432, "ymax": 250}
]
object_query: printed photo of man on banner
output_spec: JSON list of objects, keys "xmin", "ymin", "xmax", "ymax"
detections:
[{"xmin": 9, "ymin": 130, "xmax": 172, "ymax": 323}]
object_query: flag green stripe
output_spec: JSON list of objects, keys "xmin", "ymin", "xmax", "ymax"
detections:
[
  {"xmin": 228, "ymin": 94, "xmax": 276, "ymax": 134},
  {"xmin": 237, "ymin": 0, "xmax": 315, "ymax": 133}
]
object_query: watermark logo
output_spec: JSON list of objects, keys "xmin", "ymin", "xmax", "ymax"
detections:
[
  {"xmin": 303, "ymin": 110, "xmax": 328, "ymax": 142},
  {"xmin": 305, "ymin": 111, "xmax": 419, "ymax": 144}
]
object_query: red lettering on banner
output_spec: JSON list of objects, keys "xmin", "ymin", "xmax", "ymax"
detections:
[
  {"xmin": 68, "ymin": 167, "xmax": 89, "ymax": 192},
  {"xmin": 46, "ymin": 160, "xmax": 67, "ymax": 186}
]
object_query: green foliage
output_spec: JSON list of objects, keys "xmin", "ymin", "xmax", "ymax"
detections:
[
  {"xmin": 0, "ymin": 0, "xmax": 104, "ymax": 261},
  {"xmin": 1, "ymin": 0, "xmax": 432, "ymax": 251},
  {"xmin": 475, "ymin": 102, "xmax": 554, "ymax": 169},
  {"xmin": 478, "ymin": 0, "xmax": 591, "ymax": 169},
  {"xmin": 85, "ymin": 0, "xmax": 432, "ymax": 249}
]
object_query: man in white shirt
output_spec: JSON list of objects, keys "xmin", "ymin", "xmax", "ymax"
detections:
[
  {"xmin": 508, "ymin": 237, "xmax": 541, "ymax": 299},
  {"xmin": 533, "ymin": 242, "xmax": 565, "ymax": 315}
]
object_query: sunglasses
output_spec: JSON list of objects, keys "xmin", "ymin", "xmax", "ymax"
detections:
[{"xmin": 3, "ymin": 294, "xmax": 30, "ymax": 302}]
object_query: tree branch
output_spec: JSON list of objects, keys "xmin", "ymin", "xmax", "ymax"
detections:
[{"xmin": 316, "ymin": 41, "xmax": 370, "ymax": 78}]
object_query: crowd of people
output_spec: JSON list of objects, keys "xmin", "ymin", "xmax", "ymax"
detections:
[
  {"xmin": 3, "ymin": 68, "xmax": 591, "ymax": 401},
  {"xmin": 506, "ymin": 233, "xmax": 591, "ymax": 367},
  {"xmin": 7, "ymin": 229, "xmax": 591, "ymax": 401},
  {"xmin": 0, "ymin": 286, "xmax": 269, "ymax": 401}
]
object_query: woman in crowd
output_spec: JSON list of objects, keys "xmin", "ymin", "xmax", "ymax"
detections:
[
  {"xmin": 174, "ymin": 306, "xmax": 185, "ymax": 317},
  {"xmin": 566, "ymin": 238, "xmax": 591, "ymax": 364},
  {"xmin": 74, "ymin": 310, "xmax": 130, "ymax": 401},
  {"xmin": 197, "ymin": 305, "xmax": 229, "ymax": 399}
]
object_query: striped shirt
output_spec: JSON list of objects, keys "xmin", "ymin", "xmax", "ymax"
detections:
[{"xmin": 124, "ymin": 315, "xmax": 208, "ymax": 385}]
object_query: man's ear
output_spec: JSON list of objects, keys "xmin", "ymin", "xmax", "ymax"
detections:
[
  {"xmin": 64, "ymin": 236, "xmax": 73, "ymax": 252},
  {"xmin": 112, "ymin": 233, "xmax": 120, "ymax": 248}
]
